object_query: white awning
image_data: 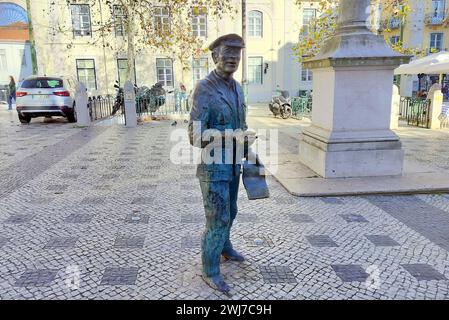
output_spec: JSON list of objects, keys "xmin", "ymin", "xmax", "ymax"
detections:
[{"xmin": 394, "ymin": 51, "xmax": 449, "ymax": 75}]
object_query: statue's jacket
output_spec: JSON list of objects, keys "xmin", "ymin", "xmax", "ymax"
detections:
[{"xmin": 189, "ymin": 71, "xmax": 248, "ymax": 182}]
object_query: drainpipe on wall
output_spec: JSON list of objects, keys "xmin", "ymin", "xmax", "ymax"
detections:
[{"xmin": 26, "ymin": 0, "xmax": 38, "ymax": 75}]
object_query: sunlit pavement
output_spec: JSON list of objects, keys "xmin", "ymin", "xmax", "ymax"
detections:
[{"xmin": 2, "ymin": 104, "xmax": 449, "ymax": 299}]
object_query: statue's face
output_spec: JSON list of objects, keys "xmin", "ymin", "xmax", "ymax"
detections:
[{"xmin": 213, "ymin": 45, "xmax": 242, "ymax": 75}]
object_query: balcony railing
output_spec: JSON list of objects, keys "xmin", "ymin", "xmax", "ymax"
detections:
[
  {"xmin": 380, "ymin": 17, "xmax": 401, "ymax": 31},
  {"xmin": 388, "ymin": 17, "xmax": 402, "ymax": 29},
  {"xmin": 425, "ymin": 11, "xmax": 448, "ymax": 25}
]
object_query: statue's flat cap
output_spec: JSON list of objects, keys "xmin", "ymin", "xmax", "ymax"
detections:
[{"xmin": 208, "ymin": 34, "xmax": 245, "ymax": 51}]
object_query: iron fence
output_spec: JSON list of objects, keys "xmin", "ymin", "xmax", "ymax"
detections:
[
  {"xmin": 88, "ymin": 95, "xmax": 117, "ymax": 121},
  {"xmin": 399, "ymin": 97, "xmax": 431, "ymax": 128},
  {"xmin": 135, "ymin": 91, "xmax": 190, "ymax": 118},
  {"xmin": 291, "ymin": 95, "xmax": 312, "ymax": 119},
  {"xmin": 440, "ymin": 104, "xmax": 449, "ymax": 129}
]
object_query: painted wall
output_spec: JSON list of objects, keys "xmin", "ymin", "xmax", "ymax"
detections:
[
  {"xmin": 382, "ymin": 0, "xmax": 449, "ymax": 53},
  {"xmin": 0, "ymin": 42, "xmax": 32, "ymax": 85},
  {"xmin": 381, "ymin": 0, "xmax": 449, "ymax": 95}
]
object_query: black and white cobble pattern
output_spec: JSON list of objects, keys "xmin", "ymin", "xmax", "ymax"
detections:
[{"xmin": 2, "ymin": 116, "xmax": 449, "ymax": 299}]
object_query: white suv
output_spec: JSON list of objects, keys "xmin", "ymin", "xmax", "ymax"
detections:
[{"xmin": 15, "ymin": 76, "xmax": 77, "ymax": 124}]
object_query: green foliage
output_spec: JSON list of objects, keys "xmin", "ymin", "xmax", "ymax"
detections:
[{"xmin": 293, "ymin": 0, "xmax": 414, "ymax": 62}]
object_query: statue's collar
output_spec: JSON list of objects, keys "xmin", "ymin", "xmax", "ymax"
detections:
[{"xmin": 213, "ymin": 70, "xmax": 234, "ymax": 88}]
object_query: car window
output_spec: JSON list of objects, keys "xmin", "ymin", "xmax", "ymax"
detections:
[{"xmin": 21, "ymin": 78, "xmax": 63, "ymax": 89}]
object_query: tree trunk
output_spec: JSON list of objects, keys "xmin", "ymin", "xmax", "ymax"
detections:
[
  {"xmin": 181, "ymin": 65, "xmax": 185, "ymax": 85},
  {"xmin": 98, "ymin": 0, "xmax": 109, "ymax": 94},
  {"xmin": 126, "ymin": 13, "xmax": 136, "ymax": 84}
]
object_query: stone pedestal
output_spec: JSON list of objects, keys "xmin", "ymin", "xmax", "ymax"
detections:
[
  {"xmin": 299, "ymin": 0, "xmax": 411, "ymax": 178},
  {"xmin": 391, "ymin": 85, "xmax": 400, "ymax": 130},
  {"xmin": 429, "ymin": 88, "xmax": 443, "ymax": 129},
  {"xmin": 124, "ymin": 81, "xmax": 137, "ymax": 128},
  {"xmin": 75, "ymin": 82, "xmax": 90, "ymax": 126}
]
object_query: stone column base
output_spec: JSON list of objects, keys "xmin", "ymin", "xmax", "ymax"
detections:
[{"xmin": 299, "ymin": 130, "xmax": 404, "ymax": 179}]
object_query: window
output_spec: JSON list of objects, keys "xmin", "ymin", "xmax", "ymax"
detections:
[
  {"xmin": 248, "ymin": 57, "xmax": 263, "ymax": 85},
  {"xmin": 113, "ymin": 5, "xmax": 126, "ymax": 37},
  {"xmin": 248, "ymin": 11, "xmax": 263, "ymax": 37},
  {"xmin": 301, "ymin": 68, "xmax": 313, "ymax": 82},
  {"xmin": 432, "ymin": 0, "xmax": 446, "ymax": 16},
  {"xmin": 428, "ymin": 0, "xmax": 446, "ymax": 24},
  {"xmin": 156, "ymin": 58, "xmax": 173, "ymax": 87},
  {"xmin": 21, "ymin": 78, "xmax": 63, "ymax": 89},
  {"xmin": 192, "ymin": 58, "xmax": 209, "ymax": 84},
  {"xmin": 154, "ymin": 7, "xmax": 170, "ymax": 33},
  {"xmin": 302, "ymin": 8, "xmax": 317, "ymax": 35},
  {"xmin": 71, "ymin": 4, "xmax": 92, "ymax": 37},
  {"xmin": 430, "ymin": 33, "xmax": 443, "ymax": 52},
  {"xmin": 388, "ymin": 17, "xmax": 401, "ymax": 29},
  {"xmin": 390, "ymin": 36, "xmax": 400, "ymax": 45},
  {"xmin": 117, "ymin": 59, "xmax": 136, "ymax": 87},
  {"xmin": 76, "ymin": 59, "xmax": 97, "ymax": 90},
  {"xmin": 0, "ymin": 49, "xmax": 7, "ymax": 70},
  {"xmin": 192, "ymin": 7, "xmax": 207, "ymax": 38}
]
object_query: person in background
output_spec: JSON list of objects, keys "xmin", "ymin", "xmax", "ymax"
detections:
[
  {"xmin": 417, "ymin": 90, "xmax": 427, "ymax": 99},
  {"xmin": 427, "ymin": 79, "xmax": 441, "ymax": 101},
  {"xmin": 175, "ymin": 83, "xmax": 187, "ymax": 112},
  {"xmin": 7, "ymin": 76, "xmax": 16, "ymax": 111},
  {"xmin": 180, "ymin": 83, "xmax": 187, "ymax": 93},
  {"xmin": 442, "ymin": 84, "xmax": 449, "ymax": 100}
]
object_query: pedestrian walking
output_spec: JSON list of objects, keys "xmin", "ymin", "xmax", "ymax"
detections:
[
  {"xmin": 175, "ymin": 83, "xmax": 187, "ymax": 112},
  {"xmin": 7, "ymin": 76, "xmax": 16, "ymax": 111},
  {"xmin": 442, "ymin": 84, "xmax": 449, "ymax": 101}
]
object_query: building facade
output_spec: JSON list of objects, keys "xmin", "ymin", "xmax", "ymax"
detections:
[
  {"xmin": 0, "ymin": 0, "xmax": 33, "ymax": 87},
  {"xmin": 2, "ymin": 0, "xmax": 322, "ymax": 103},
  {"xmin": 2, "ymin": 1, "xmax": 447, "ymax": 103},
  {"xmin": 383, "ymin": 0, "xmax": 449, "ymax": 53},
  {"xmin": 382, "ymin": 0, "xmax": 449, "ymax": 94}
]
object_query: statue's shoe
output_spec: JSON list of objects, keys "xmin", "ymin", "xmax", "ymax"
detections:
[
  {"xmin": 222, "ymin": 249, "xmax": 245, "ymax": 262},
  {"xmin": 202, "ymin": 274, "xmax": 230, "ymax": 294}
]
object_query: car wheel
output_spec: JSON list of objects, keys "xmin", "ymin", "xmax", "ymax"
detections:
[
  {"xmin": 67, "ymin": 110, "xmax": 77, "ymax": 123},
  {"xmin": 18, "ymin": 114, "xmax": 31, "ymax": 124}
]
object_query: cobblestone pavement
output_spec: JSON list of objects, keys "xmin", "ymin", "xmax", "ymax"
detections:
[{"xmin": 2, "ymin": 107, "xmax": 449, "ymax": 300}]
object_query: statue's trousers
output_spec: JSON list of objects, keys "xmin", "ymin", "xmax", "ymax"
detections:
[{"xmin": 199, "ymin": 174, "xmax": 240, "ymax": 277}]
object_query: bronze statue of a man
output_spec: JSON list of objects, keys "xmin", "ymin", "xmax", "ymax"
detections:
[{"xmin": 188, "ymin": 34, "xmax": 254, "ymax": 293}]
